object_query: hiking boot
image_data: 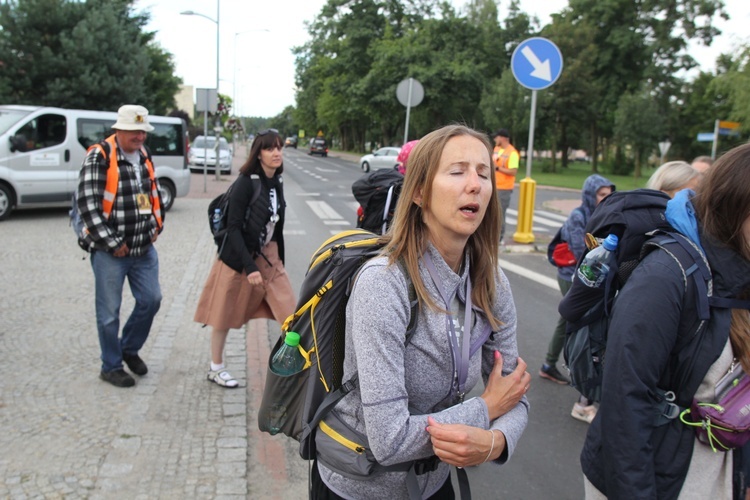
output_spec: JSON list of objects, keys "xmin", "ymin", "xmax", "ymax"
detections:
[
  {"xmin": 539, "ymin": 364, "xmax": 570, "ymax": 385},
  {"xmin": 123, "ymin": 353, "xmax": 148, "ymax": 376},
  {"xmin": 571, "ymin": 402, "xmax": 597, "ymax": 424},
  {"xmin": 100, "ymin": 369, "xmax": 135, "ymax": 388}
]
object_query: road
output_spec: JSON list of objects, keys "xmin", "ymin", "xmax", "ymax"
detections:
[{"xmin": 0, "ymin": 145, "xmax": 588, "ymax": 499}]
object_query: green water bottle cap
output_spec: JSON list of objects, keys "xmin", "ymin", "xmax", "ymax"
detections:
[{"xmin": 284, "ymin": 331, "xmax": 301, "ymax": 347}]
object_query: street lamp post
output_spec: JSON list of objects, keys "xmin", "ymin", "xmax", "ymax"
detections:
[{"xmin": 181, "ymin": 1, "xmax": 222, "ymax": 181}]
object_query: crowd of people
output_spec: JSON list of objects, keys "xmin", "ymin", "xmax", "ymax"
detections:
[{"xmin": 75, "ymin": 104, "xmax": 750, "ymax": 499}]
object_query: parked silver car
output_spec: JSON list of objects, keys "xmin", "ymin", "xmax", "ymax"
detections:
[
  {"xmin": 189, "ymin": 135, "xmax": 232, "ymax": 174},
  {"xmin": 359, "ymin": 146, "xmax": 401, "ymax": 172}
]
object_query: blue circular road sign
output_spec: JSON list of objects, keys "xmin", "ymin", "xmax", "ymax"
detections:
[{"xmin": 511, "ymin": 37, "xmax": 563, "ymax": 90}]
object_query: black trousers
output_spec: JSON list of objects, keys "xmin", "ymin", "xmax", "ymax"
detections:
[{"xmin": 310, "ymin": 460, "xmax": 455, "ymax": 500}]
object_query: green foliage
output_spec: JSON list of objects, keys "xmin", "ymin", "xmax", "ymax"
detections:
[
  {"xmin": 266, "ymin": 105, "xmax": 299, "ymax": 138},
  {"xmin": 0, "ymin": 0, "xmax": 181, "ymax": 114},
  {"xmin": 286, "ymin": 0, "xmax": 741, "ymax": 163},
  {"xmin": 614, "ymin": 86, "xmax": 666, "ymax": 176}
]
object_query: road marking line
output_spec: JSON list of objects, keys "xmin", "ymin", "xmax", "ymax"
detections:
[
  {"xmin": 323, "ymin": 221, "xmax": 352, "ymax": 226},
  {"xmin": 283, "ymin": 230, "xmax": 307, "ymax": 235},
  {"xmin": 498, "ymin": 258, "xmax": 558, "ymax": 290},
  {"xmin": 306, "ymin": 200, "xmax": 344, "ymax": 220}
]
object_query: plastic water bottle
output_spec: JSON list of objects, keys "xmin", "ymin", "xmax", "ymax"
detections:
[
  {"xmin": 212, "ymin": 208, "xmax": 222, "ymax": 233},
  {"xmin": 270, "ymin": 332, "xmax": 305, "ymax": 375},
  {"xmin": 266, "ymin": 332, "xmax": 305, "ymax": 435},
  {"xmin": 577, "ymin": 234, "xmax": 619, "ymax": 288}
]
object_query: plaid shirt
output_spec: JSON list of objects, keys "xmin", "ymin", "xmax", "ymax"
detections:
[{"xmin": 76, "ymin": 139, "xmax": 164, "ymax": 256}]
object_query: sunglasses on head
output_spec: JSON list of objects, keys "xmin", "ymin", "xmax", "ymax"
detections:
[{"xmin": 257, "ymin": 128, "xmax": 278, "ymax": 136}]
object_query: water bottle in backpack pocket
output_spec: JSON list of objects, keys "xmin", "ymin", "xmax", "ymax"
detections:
[
  {"xmin": 261, "ymin": 332, "xmax": 308, "ymax": 435},
  {"xmin": 577, "ymin": 234, "xmax": 618, "ymax": 288}
]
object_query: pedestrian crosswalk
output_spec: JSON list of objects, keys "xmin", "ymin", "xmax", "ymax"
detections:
[
  {"xmin": 285, "ymin": 200, "xmax": 565, "ymax": 236},
  {"xmin": 504, "ymin": 208, "xmax": 566, "ymax": 233}
]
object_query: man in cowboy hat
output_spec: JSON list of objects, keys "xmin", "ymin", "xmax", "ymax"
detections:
[{"xmin": 75, "ymin": 104, "xmax": 165, "ymax": 388}]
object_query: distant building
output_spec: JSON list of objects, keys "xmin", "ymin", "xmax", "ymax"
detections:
[{"xmin": 174, "ymin": 85, "xmax": 194, "ymax": 119}]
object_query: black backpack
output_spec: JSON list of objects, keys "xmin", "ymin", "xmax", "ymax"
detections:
[
  {"xmin": 257, "ymin": 229, "xmax": 475, "ymax": 498},
  {"xmin": 560, "ymin": 189, "xmax": 685, "ymax": 402},
  {"xmin": 352, "ymin": 168, "xmax": 404, "ymax": 235},
  {"xmin": 207, "ymin": 174, "xmax": 261, "ymax": 251},
  {"xmin": 257, "ymin": 229, "xmax": 416, "ymax": 454}
]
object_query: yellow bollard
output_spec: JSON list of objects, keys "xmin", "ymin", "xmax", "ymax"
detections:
[{"xmin": 513, "ymin": 177, "xmax": 536, "ymax": 243}]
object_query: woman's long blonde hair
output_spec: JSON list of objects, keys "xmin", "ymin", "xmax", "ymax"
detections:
[
  {"xmin": 381, "ymin": 124, "xmax": 502, "ymax": 330},
  {"xmin": 693, "ymin": 143, "xmax": 750, "ymax": 372}
]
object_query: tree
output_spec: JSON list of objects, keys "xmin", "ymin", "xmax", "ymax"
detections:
[
  {"xmin": 0, "ymin": 0, "xmax": 181, "ymax": 113},
  {"xmin": 565, "ymin": 0, "xmax": 726, "ymax": 169},
  {"xmin": 712, "ymin": 46, "xmax": 750, "ymax": 134},
  {"xmin": 613, "ymin": 86, "xmax": 665, "ymax": 177}
]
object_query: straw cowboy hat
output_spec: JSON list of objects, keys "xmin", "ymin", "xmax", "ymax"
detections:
[{"xmin": 111, "ymin": 105, "xmax": 154, "ymax": 132}]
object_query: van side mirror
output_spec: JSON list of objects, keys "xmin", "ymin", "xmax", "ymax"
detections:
[{"xmin": 9, "ymin": 134, "xmax": 27, "ymax": 153}]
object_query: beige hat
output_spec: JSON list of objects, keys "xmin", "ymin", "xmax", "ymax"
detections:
[{"xmin": 111, "ymin": 104, "xmax": 154, "ymax": 132}]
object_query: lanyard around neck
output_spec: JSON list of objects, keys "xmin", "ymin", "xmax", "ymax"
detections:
[{"xmin": 423, "ymin": 251, "xmax": 473, "ymax": 402}]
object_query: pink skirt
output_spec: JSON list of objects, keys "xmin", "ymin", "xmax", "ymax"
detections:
[{"xmin": 194, "ymin": 241, "xmax": 296, "ymax": 330}]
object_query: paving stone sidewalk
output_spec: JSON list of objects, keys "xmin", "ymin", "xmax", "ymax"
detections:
[{"xmin": 0, "ymin": 145, "xmax": 308, "ymax": 499}]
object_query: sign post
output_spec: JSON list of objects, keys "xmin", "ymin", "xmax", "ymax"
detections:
[
  {"xmin": 510, "ymin": 37, "xmax": 563, "ymax": 244},
  {"xmin": 711, "ymin": 120, "xmax": 741, "ymax": 160},
  {"xmin": 196, "ymin": 88, "xmax": 218, "ymax": 193},
  {"xmin": 396, "ymin": 78, "xmax": 424, "ymax": 145},
  {"xmin": 658, "ymin": 141, "xmax": 671, "ymax": 165}
]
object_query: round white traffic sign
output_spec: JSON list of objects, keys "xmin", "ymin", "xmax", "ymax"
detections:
[{"xmin": 396, "ymin": 78, "xmax": 424, "ymax": 107}]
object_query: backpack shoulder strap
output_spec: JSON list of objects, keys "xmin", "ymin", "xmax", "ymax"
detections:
[
  {"xmin": 642, "ymin": 231, "xmax": 712, "ymax": 320},
  {"xmin": 306, "ymin": 268, "xmax": 418, "ymax": 435},
  {"xmin": 249, "ymin": 173, "xmax": 262, "ymax": 205}
]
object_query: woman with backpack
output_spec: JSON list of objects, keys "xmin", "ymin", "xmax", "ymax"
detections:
[
  {"xmin": 311, "ymin": 125, "xmax": 530, "ymax": 499},
  {"xmin": 581, "ymin": 144, "xmax": 750, "ymax": 499},
  {"xmin": 194, "ymin": 130, "xmax": 296, "ymax": 388}
]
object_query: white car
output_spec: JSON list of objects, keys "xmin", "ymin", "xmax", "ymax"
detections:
[
  {"xmin": 359, "ymin": 146, "xmax": 401, "ymax": 172},
  {"xmin": 189, "ymin": 135, "xmax": 232, "ymax": 174}
]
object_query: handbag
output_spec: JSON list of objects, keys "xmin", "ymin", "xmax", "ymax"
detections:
[
  {"xmin": 551, "ymin": 242, "xmax": 577, "ymax": 267},
  {"xmin": 547, "ymin": 224, "xmax": 577, "ymax": 268},
  {"xmin": 680, "ymin": 363, "xmax": 750, "ymax": 451}
]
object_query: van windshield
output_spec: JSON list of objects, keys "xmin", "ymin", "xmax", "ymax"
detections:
[{"xmin": 0, "ymin": 108, "xmax": 32, "ymax": 136}]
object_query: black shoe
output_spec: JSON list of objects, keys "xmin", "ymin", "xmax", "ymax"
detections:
[
  {"xmin": 539, "ymin": 364, "xmax": 570, "ymax": 385},
  {"xmin": 123, "ymin": 353, "xmax": 148, "ymax": 376},
  {"xmin": 100, "ymin": 368, "xmax": 135, "ymax": 388}
]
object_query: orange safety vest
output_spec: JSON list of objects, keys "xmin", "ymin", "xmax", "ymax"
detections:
[
  {"xmin": 88, "ymin": 134, "xmax": 163, "ymax": 230},
  {"xmin": 494, "ymin": 144, "xmax": 519, "ymax": 190}
]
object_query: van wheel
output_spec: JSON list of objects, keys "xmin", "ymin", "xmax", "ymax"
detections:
[
  {"xmin": 158, "ymin": 179, "xmax": 175, "ymax": 212},
  {"xmin": 0, "ymin": 183, "xmax": 14, "ymax": 221}
]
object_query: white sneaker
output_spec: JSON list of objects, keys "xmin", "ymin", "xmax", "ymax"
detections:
[
  {"xmin": 207, "ymin": 368, "xmax": 239, "ymax": 388},
  {"xmin": 571, "ymin": 402, "xmax": 597, "ymax": 424}
]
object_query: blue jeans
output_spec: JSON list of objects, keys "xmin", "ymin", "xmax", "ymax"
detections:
[{"xmin": 90, "ymin": 245, "xmax": 162, "ymax": 372}]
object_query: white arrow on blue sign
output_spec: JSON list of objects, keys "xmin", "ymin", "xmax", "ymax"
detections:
[{"xmin": 511, "ymin": 37, "xmax": 564, "ymax": 90}]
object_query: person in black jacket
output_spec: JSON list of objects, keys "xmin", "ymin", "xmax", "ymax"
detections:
[
  {"xmin": 194, "ymin": 130, "xmax": 296, "ymax": 388},
  {"xmin": 581, "ymin": 143, "xmax": 750, "ymax": 499}
]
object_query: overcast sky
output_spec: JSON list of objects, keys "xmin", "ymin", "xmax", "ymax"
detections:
[{"xmin": 134, "ymin": 0, "xmax": 750, "ymax": 118}]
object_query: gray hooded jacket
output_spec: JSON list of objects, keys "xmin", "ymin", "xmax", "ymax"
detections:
[{"xmin": 318, "ymin": 244, "xmax": 529, "ymax": 499}]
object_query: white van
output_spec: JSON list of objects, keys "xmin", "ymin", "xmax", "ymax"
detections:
[{"xmin": 0, "ymin": 105, "xmax": 191, "ymax": 220}]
